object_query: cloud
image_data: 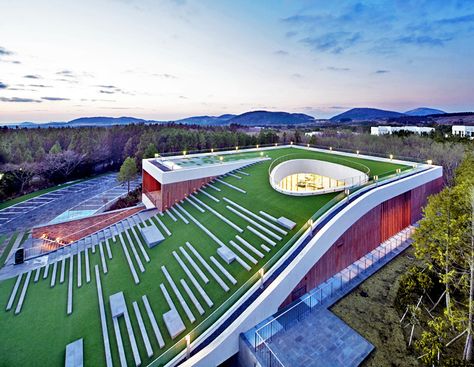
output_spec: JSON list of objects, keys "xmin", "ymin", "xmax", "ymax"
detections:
[
  {"xmin": 291, "ymin": 73, "xmax": 303, "ymax": 78},
  {"xmin": 100, "ymin": 90, "xmax": 115, "ymax": 94},
  {"xmin": 375, "ymin": 69, "xmax": 390, "ymax": 74},
  {"xmin": 56, "ymin": 69, "xmax": 76, "ymax": 77},
  {"xmin": 152, "ymin": 73, "xmax": 178, "ymax": 79},
  {"xmin": 274, "ymin": 50, "xmax": 289, "ymax": 56},
  {"xmin": 29, "ymin": 84, "xmax": 51, "ymax": 88},
  {"xmin": 0, "ymin": 47, "xmax": 12, "ymax": 56},
  {"xmin": 326, "ymin": 66, "xmax": 351, "ymax": 72},
  {"xmin": 179, "ymin": 95, "xmax": 188, "ymax": 99},
  {"xmin": 301, "ymin": 32, "xmax": 362, "ymax": 54},
  {"xmin": 0, "ymin": 97, "xmax": 42, "ymax": 103},
  {"xmin": 56, "ymin": 78, "xmax": 79, "ymax": 84},
  {"xmin": 436, "ymin": 13, "xmax": 474, "ymax": 26},
  {"xmin": 395, "ymin": 35, "xmax": 451, "ymax": 47},
  {"xmin": 0, "ymin": 82, "xmax": 8, "ymax": 89},
  {"xmin": 24, "ymin": 74, "xmax": 42, "ymax": 79},
  {"xmin": 97, "ymin": 85, "xmax": 117, "ymax": 89},
  {"xmin": 285, "ymin": 31, "xmax": 298, "ymax": 38},
  {"xmin": 41, "ymin": 97, "xmax": 70, "ymax": 101}
]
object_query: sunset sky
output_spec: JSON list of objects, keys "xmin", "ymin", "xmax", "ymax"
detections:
[{"xmin": 1, "ymin": 0, "xmax": 473, "ymax": 123}]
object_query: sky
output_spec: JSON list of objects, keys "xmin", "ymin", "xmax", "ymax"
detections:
[{"xmin": 0, "ymin": 0, "xmax": 473, "ymax": 123}]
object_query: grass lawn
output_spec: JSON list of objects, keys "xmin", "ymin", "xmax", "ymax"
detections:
[
  {"xmin": 331, "ymin": 248, "xmax": 419, "ymax": 367},
  {"xmin": 0, "ymin": 148, "xmax": 409, "ymax": 367}
]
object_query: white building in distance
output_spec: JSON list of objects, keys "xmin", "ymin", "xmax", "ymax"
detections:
[
  {"xmin": 371, "ymin": 126, "xmax": 435, "ymax": 136},
  {"xmin": 452, "ymin": 125, "xmax": 474, "ymax": 138}
]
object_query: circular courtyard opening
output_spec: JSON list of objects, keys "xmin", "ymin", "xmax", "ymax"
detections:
[{"xmin": 269, "ymin": 159, "xmax": 369, "ymax": 196}]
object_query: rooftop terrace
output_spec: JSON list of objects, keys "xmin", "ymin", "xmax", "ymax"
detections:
[{"xmin": 0, "ymin": 146, "xmax": 416, "ymax": 366}]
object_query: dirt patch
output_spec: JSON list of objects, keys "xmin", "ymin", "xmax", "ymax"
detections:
[{"xmin": 331, "ymin": 248, "xmax": 420, "ymax": 367}]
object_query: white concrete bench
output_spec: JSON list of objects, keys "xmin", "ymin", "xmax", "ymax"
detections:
[
  {"xmin": 6, "ymin": 273, "xmax": 22, "ymax": 311},
  {"xmin": 186, "ymin": 242, "xmax": 229, "ymax": 292},
  {"xmin": 229, "ymin": 240, "xmax": 258, "ymax": 265},
  {"xmin": 85, "ymin": 247, "xmax": 91, "ymax": 283},
  {"xmin": 162, "ymin": 266, "xmax": 195, "ymax": 323},
  {"xmin": 160, "ymin": 284, "xmax": 186, "ymax": 339},
  {"xmin": 142, "ymin": 295, "xmax": 165, "ymax": 348},
  {"xmin": 122, "ymin": 227, "xmax": 145, "ymax": 273},
  {"xmin": 176, "ymin": 204, "xmax": 226, "ymax": 247},
  {"xmin": 235, "ymin": 235, "xmax": 264, "ymax": 258},
  {"xmin": 51, "ymin": 261, "xmax": 58, "ymax": 287},
  {"xmin": 67, "ymin": 255, "xmax": 74, "ymax": 315},
  {"xmin": 223, "ymin": 197, "xmax": 287, "ymax": 235},
  {"xmin": 94, "ymin": 265, "xmax": 113, "ymax": 367},
  {"xmin": 198, "ymin": 188, "xmax": 220, "ymax": 202},
  {"xmin": 60, "ymin": 257, "xmax": 66, "ymax": 283},
  {"xmin": 179, "ymin": 247, "xmax": 209, "ymax": 284},
  {"xmin": 171, "ymin": 206, "xmax": 189, "ymax": 224},
  {"xmin": 206, "ymin": 183, "xmax": 221, "ymax": 192},
  {"xmin": 173, "ymin": 251, "xmax": 213, "ymax": 307},
  {"xmin": 128, "ymin": 224, "xmax": 151, "ymax": 262},
  {"xmin": 155, "ymin": 216, "xmax": 171, "ymax": 236},
  {"xmin": 210, "ymin": 256, "xmax": 237, "ymax": 285},
  {"xmin": 132, "ymin": 301, "xmax": 154, "ymax": 357},
  {"xmin": 34, "ymin": 267, "xmax": 41, "ymax": 283},
  {"xmin": 191, "ymin": 196, "xmax": 243, "ymax": 233},
  {"xmin": 226, "ymin": 205, "xmax": 281, "ymax": 240},
  {"xmin": 166, "ymin": 209, "xmax": 178, "ymax": 222},
  {"xmin": 14, "ymin": 271, "xmax": 31, "ymax": 315},
  {"xmin": 259, "ymin": 210, "xmax": 278, "ymax": 222},
  {"xmin": 43, "ymin": 263, "xmax": 50, "ymax": 280},
  {"xmin": 228, "ymin": 173, "xmax": 242, "ymax": 180},
  {"xmin": 185, "ymin": 197, "xmax": 205, "ymax": 213},
  {"xmin": 261, "ymin": 244, "xmax": 271, "ymax": 252},
  {"xmin": 247, "ymin": 226, "xmax": 276, "ymax": 246},
  {"xmin": 99, "ymin": 242, "xmax": 108, "ymax": 274},
  {"xmin": 118, "ymin": 233, "xmax": 140, "ymax": 284},
  {"xmin": 180, "ymin": 279, "xmax": 205, "ymax": 315},
  {"xmin": 215, "ymin": 179, "xmax": 246, "ymax": 194},
  {"xmin": 77, "ymin": 250, "xmax": 82, "ymax": 288}
]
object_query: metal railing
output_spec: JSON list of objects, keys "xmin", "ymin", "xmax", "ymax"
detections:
[{"xmin": 253, "ymin": 226, "xmax": 415, "ymax": 367}]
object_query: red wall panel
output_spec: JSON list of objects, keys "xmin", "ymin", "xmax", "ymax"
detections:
[{"xmin": 279, "ymin": 178, "xmax": 443, "ymax": 308}]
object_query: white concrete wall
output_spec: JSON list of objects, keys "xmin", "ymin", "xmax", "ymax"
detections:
[
  {"xmin": 270, "ymin": 159, "xmax": 369, "ymax": 196},
  {"xmin": 142, "ymin": 157, "xmax": 269, "ymax": 185},
  {"xmin": 174, "ymin": 165, "xmax": 442, "ymax": 367}
]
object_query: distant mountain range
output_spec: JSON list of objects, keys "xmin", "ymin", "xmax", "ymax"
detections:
[
  {"xmin": 330, "ymin": 107, "xmax": 447, "ymax": 122},
  {"xmin": 3, "ymin": 107, "xmax": 456, "ymax": 128},
  {"xmin": 5, "ymin": 110, "xmax": 316, "ymax": 128}
]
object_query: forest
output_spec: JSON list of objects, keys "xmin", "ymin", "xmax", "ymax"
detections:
[{"xmin": 0, "ymin": 123, "xmax": 471, "ymax": 202}]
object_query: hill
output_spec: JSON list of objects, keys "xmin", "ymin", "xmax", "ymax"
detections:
[
  {"xmin": 228, "ymin": 110, "xmax": 314, "ymax": 125},
  {"xmin": 330, "ymin": 108, "xmax": 404, "ymax": 122},
  {"xmin": 174, "ymin": 114, "xmax": 236, "ymax": 125},
  {"xmin": 404, "ymin": 107, "xmax": 446, "ymax": 116},
  {"xmin": 67, "ymin": 116, "xmax": 152, "ymax": 126}
]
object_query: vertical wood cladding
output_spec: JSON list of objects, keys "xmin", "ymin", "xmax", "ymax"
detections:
[
  {"xmin": 279, "ymin": 179, "xmax": 443, "ymax": 308},
  {"xmin": 161, "ymin": 176, "xmax": 215, "ymax": 210},
  {"xmin": 142, "ymin": 170, "xmax": 161, "ymax": 192}
]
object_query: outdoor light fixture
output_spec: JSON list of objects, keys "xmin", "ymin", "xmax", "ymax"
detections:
[
  {"xmin": 154, "ymin": 153, "xmax": 159, "ymax": 158},
  {"xmin": 219, "ymin": 156, "xmax": 224, "ymax": 162},
  {"xmin": 256, "ymin": 144, "xmax": 259, "ymax": 149},
  {"xmin": 275, "ymin": 143, "xmax": 278, "ymax": 146},
  {"xmin": 259, "ymin": 269, "xmax": 264, "ymax": 289},
  {"xmin": 185, "ymin": 334, "xmax": 191, "ymax": 359},
  {"xmin": 236, "ymin": 146, "xmax": 239, "ymax": 150},
  {"xmin": 260, "ymin": 152, "xmax": 263, "ymax": 156},
  {"xmin": 374, "ymin": 175, "xmax": 378, "ymax": 181},
  {"xmin": 329, "ymin": 146, "xmax": 333, "ymax": 151},
  {"xmin": 427, "ymin": 159, "xmax": 433, "ymax": 165},
  {"xmin": 307, "ymin": 143, "xmax": 310, "ymax": 147},
  {"xmin": 0, "ymin": 172, "xmax": 3, "ymax": 181},
  {"xmin": 211, "ymin": 148, "xmax": 214, "ymax": 153},
  {"xmin": 290, "ymin": 141, "xmax": 293, "ymax": 145},
  {"xmin": 356, "ymin": 150, "xmax": 360, "ymax": 155},
  {"xmin": 183, "ymin": 150, "xmax": 187, "ymax": 156},
  {"xmin": 390, "ymin": 154, "xmax": 393, "ymax": 160}
]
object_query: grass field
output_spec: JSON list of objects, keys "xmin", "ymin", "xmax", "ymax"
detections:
[{"xmin": 0, "ymin": 147, "xmax": 409, "ymax": 367}]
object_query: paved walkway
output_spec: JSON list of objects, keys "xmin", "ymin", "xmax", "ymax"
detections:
[
  {"xmin": 243, "ymin": 226, "xmax": 414, "ymax": 367},
  {"xmin": 0, "ymin": 173, "xmax": 132, "ymax": 235},
  {"xmin": 266, "ymin": 308, "xmax": 373, "ymax": 367}
]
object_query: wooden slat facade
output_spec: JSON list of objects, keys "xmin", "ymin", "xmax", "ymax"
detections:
[{"xmin": 279, "ymin": 178, "xmax": 443, "ymax": 308}]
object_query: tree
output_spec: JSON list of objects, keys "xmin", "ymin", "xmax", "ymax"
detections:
[
  {"xmin": 49, "ymin": 141, "xmax": 62, "ymax": 154},
  {"xmin": 143, "ymin": 143, "xmax": 158, "ymax": 159},
  {"xmin": 118, "ymin": 157, "xmax": 137, "ymax": 193}
]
